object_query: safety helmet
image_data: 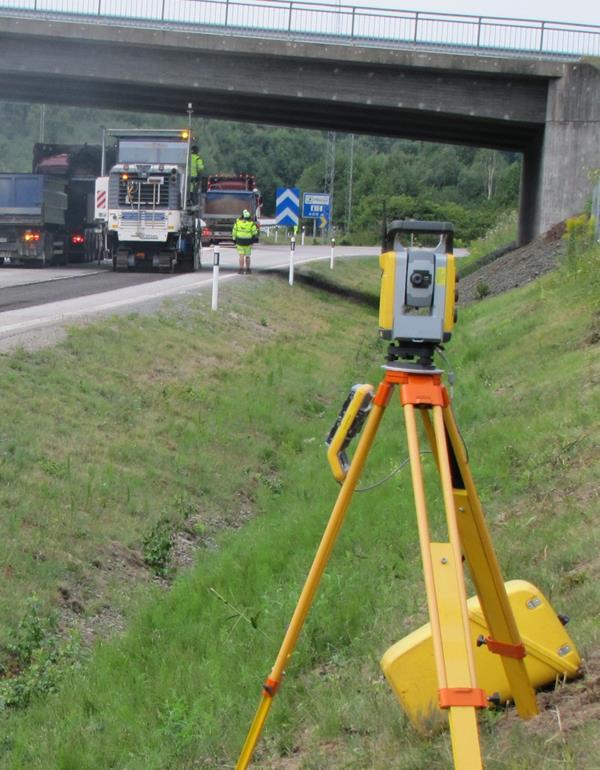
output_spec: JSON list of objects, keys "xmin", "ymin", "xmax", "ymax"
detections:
[{"xmin": 242, "ymin": 209, "xmax": 251, "ymax": 219}]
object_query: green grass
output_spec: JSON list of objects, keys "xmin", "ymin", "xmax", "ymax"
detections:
[
  {"xmin": 0, "ymin": 244, "xmax": 598, "ymax": 768},
  {"xmin": 457, "ymin": 210, "xmax": 518, "ymax": 277}
]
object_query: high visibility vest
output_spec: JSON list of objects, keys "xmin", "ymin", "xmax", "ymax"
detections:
[
  {"xmin": 190, "ymin": 153, "xmax": 204, "ymax": 178},
  {"xmin": 232, "ymin": 218, "xmax": 258, "ymax": 244}
]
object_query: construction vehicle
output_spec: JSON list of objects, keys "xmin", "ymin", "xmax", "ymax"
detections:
[
  {"xmin": 95, "ymin": 129, "xmax": 201, "ymax": 272},
  {"xmin": 200, "ymin": 174, "xmax": 262, "ymax": 246},
  {"xmin": 0, "ymin": 143, "xmax": 101, "ymax": 266}
]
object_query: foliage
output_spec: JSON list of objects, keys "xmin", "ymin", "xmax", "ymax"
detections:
[
  {"xmin": 142, "ymin": 518, "xmax": 175, "ymax": 577},
  {"xmin": 0, "ymin": 598, "xmax": 81, "ymax": 712},
  {"xmin": 564, "ymin": 212, "xmax": 598, "ymax": 265}
]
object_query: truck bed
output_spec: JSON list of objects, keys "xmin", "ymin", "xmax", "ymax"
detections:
[{"xmin": 0, "ymin": 174, "xmax": 67, "ymax": 226}]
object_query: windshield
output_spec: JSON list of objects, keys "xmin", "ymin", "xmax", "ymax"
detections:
[
  {"xmin": 204, "ymin": 192, "xmax": 256, "ymax": 217},
  {"xmin": 117, "ymin": 140, "xmax": 188, "ymax": 165}
]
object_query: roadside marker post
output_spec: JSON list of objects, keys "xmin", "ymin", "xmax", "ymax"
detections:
[
  {"xmin": 330, "ymin": 237, "xmax": 336, "ymax": 269},
  {"xmin": 289, "ymin": 236, "xmax": 296, "ymax": 286},
  {"xmin": 301, "ymin": 225, "xmax": 305, "ymax": 247},
  {"xmin": 211, "ymin": 245, "xmax": 220, "ymax": 311}
]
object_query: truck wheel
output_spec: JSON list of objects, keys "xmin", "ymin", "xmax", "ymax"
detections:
[
  {"xmin": 115, "ymin": 249, "xmax": 130, "ymax": 271},
  {"xmin": 158, "ymin": 251, "xmax": 175, "ymax": 273},
  {"xmin": 193, "ymin": 239, "xmax": 202, "ymax": 272}
]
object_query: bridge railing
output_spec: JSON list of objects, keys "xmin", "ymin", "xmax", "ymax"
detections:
[{"xmin": 0, "ymin": 0, "xmax": 598, "ymax": 59}]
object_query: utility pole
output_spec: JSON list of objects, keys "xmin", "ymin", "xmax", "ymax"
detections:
[
  {"xmin": 324, "ymin": 130, "xmax": 336, "ymax": 240},
  {"xmin": 346, "ymin": 133, "xmax": 355, "ymax": 234},
  {"xmin": 39, "ymin": 104, "xmax": 46, "ymax": 142}
]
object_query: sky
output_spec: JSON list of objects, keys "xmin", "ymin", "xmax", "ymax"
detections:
[{"xmin": 352, "ymin": 0, "xmax": 598, "ymax": 27}]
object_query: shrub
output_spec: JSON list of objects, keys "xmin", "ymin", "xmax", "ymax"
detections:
[{"xmin": 142, "ymin": 518, "xmax": 174, "ymax": 577}]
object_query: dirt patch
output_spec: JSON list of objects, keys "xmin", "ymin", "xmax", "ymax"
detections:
[
  {"xmin": 459, "ymin": 225, "xmax": 566, "ymax": 303},
  {"xmin": 496, "ymin": 648, "xmax": 600, "ymax": 740}
]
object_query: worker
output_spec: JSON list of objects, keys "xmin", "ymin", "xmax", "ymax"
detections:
[
  {"xmin": 189, "ymin": 144, "xmax": 204, "ymax": 204},
  {"xmin": 232, "ymin": 209, "xmax": 258, "ymax": 274}
]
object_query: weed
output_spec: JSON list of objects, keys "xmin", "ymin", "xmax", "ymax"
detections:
[
  {"xmin": 142, "ymin": 518, "xmax": 174, "ymax": 577},
  {"xmin": 475, "ymin": 281, "xmax": 491, "ymax": 299},
  {"xmin": 9, "ymin": 596, "xmax": 51, "ymax": 667},
  {"xmin": 0, "ymin": 598, "xmax": 81, "ymax": 711}
]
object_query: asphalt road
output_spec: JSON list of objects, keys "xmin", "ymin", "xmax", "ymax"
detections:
[{"xmin": 0, "ymin": 244, "xmax": 378, "ymax": 351}]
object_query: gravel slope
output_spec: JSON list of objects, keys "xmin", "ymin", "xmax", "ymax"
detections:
[{"xmin": 459, "ymin": 222, "xmax": 566, "ymax": 303}]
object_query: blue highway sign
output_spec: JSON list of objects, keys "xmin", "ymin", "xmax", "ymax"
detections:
[
  {"xmin": 275, "ymin": 187, "xmax": 300, "ymax": 226},
  {"xmin": 302, "ymin": 192, "xmax": 330, "ymax": 223}
]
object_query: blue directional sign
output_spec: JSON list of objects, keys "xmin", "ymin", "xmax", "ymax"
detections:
[
  {"xmin": 275, "ymin": 187, "xmax": 300, "ymax": 226},
  {"xmin": 302, "ymin": 192, "xmax": 331, "ymax": 224}
]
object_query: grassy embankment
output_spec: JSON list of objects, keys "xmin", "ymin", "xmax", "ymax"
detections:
[{"xmin": 0, "ymin": 243, "xmax": 598, "ymax": 768}]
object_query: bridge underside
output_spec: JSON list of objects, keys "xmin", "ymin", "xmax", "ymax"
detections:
[
  {"xmin": 0, "ymin": 71, "xmax": 543, "ymax": 152},
  {"xmin": 0, "ymin": 15, "xmax": 597, "ymax": 243}
]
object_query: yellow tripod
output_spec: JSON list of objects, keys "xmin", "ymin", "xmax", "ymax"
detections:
[{"xmin": 236, "ymin": 362, "xmax": 539, "ymax": 770}]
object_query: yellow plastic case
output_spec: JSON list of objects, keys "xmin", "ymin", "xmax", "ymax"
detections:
[{"xmin": 380, "ymin": 580, "xmax": 581, "ymax": 729}]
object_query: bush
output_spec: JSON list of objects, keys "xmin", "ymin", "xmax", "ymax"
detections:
[{"xmin": 142, "ymin": 518, "xmax": 175, "ymax": 577}]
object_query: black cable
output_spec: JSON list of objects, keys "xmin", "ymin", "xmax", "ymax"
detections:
[{"xmin": 356, "ymin": 450, "xmax": 431, "ymax": 492}]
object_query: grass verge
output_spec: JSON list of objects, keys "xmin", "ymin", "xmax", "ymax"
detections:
[{"xmin": 0, "ymin": 244, "xmax": 598, "ymax": 768}]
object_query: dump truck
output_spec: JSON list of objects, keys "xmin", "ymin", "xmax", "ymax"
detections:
[
  {"xmin": 0, "ymin": 143, "xmax": 101, "ymax": 266},
  {"xmin": 95, "ymin": 129, "xmax": 201, "ymax": 271},
  {"xmin": 200, "ymin": 174, "xmax": 262, "ymax": 246}
]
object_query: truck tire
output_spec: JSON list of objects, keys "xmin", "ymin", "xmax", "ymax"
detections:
[
  {"xmin": 158, "ymin": 251, "xmax": 175, "ymax": 273},
  {"xmin": 115, "ymin": 249, "xmax": 130, "ymax": 271},
  {"xmin": 193, "ymin": 237, "xmax": 202, "ymax": 271}
]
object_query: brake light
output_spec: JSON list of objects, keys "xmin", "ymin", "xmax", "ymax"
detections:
[
  {"xmin": 71, "ymin": 234, "xmax": 85, "ymax": 245},
  {"xmin": 201, "ymin": 227, "xmax": 212, "ymax": 237},
  {"xmin": 23, "ymin": 231, "xmax": 41, "ymax": 242}
]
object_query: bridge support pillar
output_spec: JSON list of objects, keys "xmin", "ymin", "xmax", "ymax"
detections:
[{"xmin": 537, "ymin": 63, "xmax": 600, "ymax": 236}]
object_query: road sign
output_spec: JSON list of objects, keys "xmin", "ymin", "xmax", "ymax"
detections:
[
  {"xmin": 275, "ymin": 187, "xmax": 300, "ymax": 226},
  {"xmin": 302, "ymin": 192, "xmax": 330, "ymax": 224}
]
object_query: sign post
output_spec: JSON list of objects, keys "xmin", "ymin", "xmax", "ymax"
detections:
[
  {"xmin": 289, "ymin": 236, "xmax": 296, "ymax": 286},
  {"xmin": 211, "ymin": 244, "xmax": 220, "ymax": 311}
]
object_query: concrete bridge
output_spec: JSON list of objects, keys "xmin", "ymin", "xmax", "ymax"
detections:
[{"xmin": 0, "ymin": 1, "xmax": 598, "ymax": 244}]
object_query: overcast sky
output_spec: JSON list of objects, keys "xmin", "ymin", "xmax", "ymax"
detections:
[{"xmin": 351, "ymin": 0, "xmax": 598, "ymax": 26}]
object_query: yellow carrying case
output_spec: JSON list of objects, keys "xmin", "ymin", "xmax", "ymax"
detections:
[{"xmin": 380, "ymin": 580, "xmax": 581, "ymax": 729}]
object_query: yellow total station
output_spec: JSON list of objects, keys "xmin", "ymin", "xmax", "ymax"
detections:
[{"xmin": 379, "ymin": 220, "xmax": 456, "ymax": 365}]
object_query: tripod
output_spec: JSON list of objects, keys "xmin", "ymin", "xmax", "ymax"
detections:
[{"xmin": 236, "ymin": 360, "xmax": 539, "ymax": 770}]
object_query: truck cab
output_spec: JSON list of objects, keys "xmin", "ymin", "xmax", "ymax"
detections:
[{"xmin": 200, "ymin": 174, "xmax": 262, "ymax": 246}]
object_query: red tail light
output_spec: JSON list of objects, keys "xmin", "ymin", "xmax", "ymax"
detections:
[
  {"xmin": 201, "ymin": 227, "xmax": 212, "ymax": 237},
  {"xmin": 23, "ymin": 231, "xmax": 41, "ymax": 242},
  {"xmin": 71, "ymin": 234, "xmax": 85, "ymax": 245}
]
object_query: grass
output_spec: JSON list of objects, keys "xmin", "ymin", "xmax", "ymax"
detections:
[
  {"xmin": 0, "ymin": 241, "xmax": 598, "ymax": 768},
  {"xmin": 457, "ymin": 210, "xmax": 518, "ymax": 277}
]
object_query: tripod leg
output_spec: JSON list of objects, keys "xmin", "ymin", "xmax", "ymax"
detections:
[
  {"xmin": 236, "ymin": 384, "xmax": 390, "ymax": 770},
  {"xmin": 404, "ymin": 404, "xmax": 484, "ymax": 770},
  {"xmin": 442, "ymin": 403, "xmax": 538, "ymax": 719}
]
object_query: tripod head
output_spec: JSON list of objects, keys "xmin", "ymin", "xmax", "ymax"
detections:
[{"xmin": 379, "ymin": 220, "xmax": 457, "ymax": 368}]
